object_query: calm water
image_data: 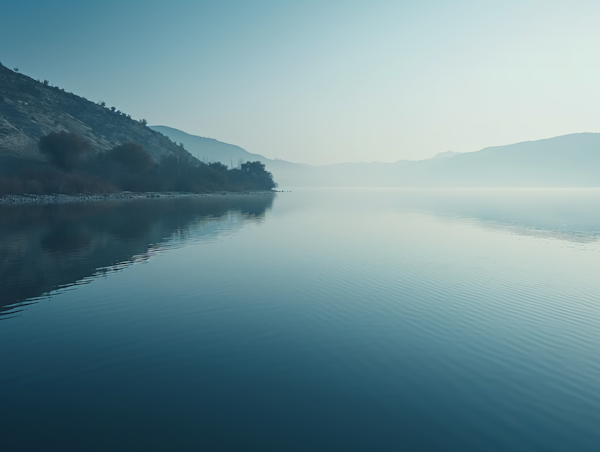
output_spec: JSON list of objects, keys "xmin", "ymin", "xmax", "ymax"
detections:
[{"xmin": 1, "ymin": 189, "xmax": 600, "ymax": 451}]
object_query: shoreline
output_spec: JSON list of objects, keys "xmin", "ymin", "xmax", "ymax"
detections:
[{"xmin": 0, "ymin": 190, "xmax": 279, "ymax": 206}]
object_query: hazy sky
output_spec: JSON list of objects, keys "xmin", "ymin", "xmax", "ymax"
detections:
[{"xmin": 2, "ymin": 0, "xmax": 599, "ymax": 164}]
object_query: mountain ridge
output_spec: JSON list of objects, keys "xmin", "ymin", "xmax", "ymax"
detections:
[
  {"xmin": 3, "ymin": 60, "xmax": 597, "ymax": 189},
  {"xmin": 153, "ymin": 126, "xmax": 600, "ymax": 187}
]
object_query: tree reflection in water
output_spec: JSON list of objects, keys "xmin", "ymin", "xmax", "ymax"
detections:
[{"xmin": 0, "ymin": 194, "xmax": 275, "ymax": 318}]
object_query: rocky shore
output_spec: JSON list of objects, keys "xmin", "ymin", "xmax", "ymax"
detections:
[{"xmin": 0, "ymin": 191, "xmax": 279, "ymax": 205}]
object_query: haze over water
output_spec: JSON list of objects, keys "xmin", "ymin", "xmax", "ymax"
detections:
[{"xmin": 2, "ymin": 188, "xmax": 600, "ymax": 451}]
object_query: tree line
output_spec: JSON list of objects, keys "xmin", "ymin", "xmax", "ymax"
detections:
[{"xmin": 0, "ymin": 131, "xmax": 277, "ymax": 195}]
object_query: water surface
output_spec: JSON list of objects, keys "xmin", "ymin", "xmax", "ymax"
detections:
[{"xmin": 1, "ymin": 189, "xmax": 600, "ymax": 451}]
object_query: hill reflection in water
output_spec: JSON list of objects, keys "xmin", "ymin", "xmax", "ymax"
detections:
[
  {"xmin": 0, "ymin": 194, "xmax": 275, "ymax": 318},
  {"xmin": 393, "ymin": 188, "xmax": 600, "ymax": 244}
]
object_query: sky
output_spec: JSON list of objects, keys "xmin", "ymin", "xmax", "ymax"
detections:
[{"xmin": 2, "ymin": 0, "xmax": 599, "ymax": 165}]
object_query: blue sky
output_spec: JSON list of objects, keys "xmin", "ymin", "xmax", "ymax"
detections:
[{"xmin": 2, "ymin": 0, "xmax": 599, "ymax": 164}]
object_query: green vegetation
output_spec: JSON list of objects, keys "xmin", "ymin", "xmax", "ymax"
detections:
[
  {"xmin": 39, "ymin": 131, "xmax": 91, "ymax": 170},
  {"xmin": 0, "ymin": 132, "xmax": 277, "ymax": 195},
  {"xmin": 0, "ymin": 63, "xmax": 277, "ymax": 195},
  {"xmin": 106, "ymin": 142, "xmax": 154, "ymax": 173}
]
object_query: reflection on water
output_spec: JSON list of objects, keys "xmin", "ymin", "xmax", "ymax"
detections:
[
  {"xmin": 1, "ymin": 188, "xmax": 600, "ymax": 451},
  {"xmin": 288, "ymin": 188, "xmax": 600, "ymax": 243},
  {"xmin": 0, "ymin": 194, "xmax": 275, "ymax": 318},
  {"xmin": 390, "ymin": 188, "xmax": 600, "ymax": 243},
  {"xmin": 3, "ymin": 189, "xmax": 599, "ymax": 319}
]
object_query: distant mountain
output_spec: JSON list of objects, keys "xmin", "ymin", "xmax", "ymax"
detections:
[
  {"xmin": 302, "ymin": 134, "xmax": 600, "ymax": 187},
  {"xmin": 416, "ymin": 133, "xmax": 600, "ymax": 187},
  {"xmin": 152, "ymin": 125, "xmax": 600, "ymax": 187},
  {"xmin": 150, "ymin": 125, "xmax": 265, "ymax": 165},
  {"xmin": 150, "ymin": 125, "xmax": 312, "ymax": 186},
  {"xmin": 150, "ymin": 126, "xmax": 465, "ymax": 187},
  {"xmin": 3, "ymin": 62, "xmax": 596, "ymax": 188},
  {"xmin": 430, "ymin": 150, "xmax": 459, "ymax": 160}
]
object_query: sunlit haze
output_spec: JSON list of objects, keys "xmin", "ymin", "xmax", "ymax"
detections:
[{"xmin": 2, "ymin": 0, "xmax": 599, "ymax": 164}]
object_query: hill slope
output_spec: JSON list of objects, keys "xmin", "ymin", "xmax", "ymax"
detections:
[
  {"xmin": 0, "ymin": 63, "xmax": 191, "ymax": 173},
  {"xmin": 0, "ymin": 64, "xmax": 277, "ymax": 194}
]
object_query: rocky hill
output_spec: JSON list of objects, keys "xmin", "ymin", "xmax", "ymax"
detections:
[
  {"xmin": 0, "ymin": 62, "xmax": 190, "ymax": 173},
  {"xmin": 0, "ymin": 64, "xmax": 277, "ymax": 194}
]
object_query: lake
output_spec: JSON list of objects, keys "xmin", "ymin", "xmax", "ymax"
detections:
[{"xmin": 1, "ymin": 188, "xmax": 600, "ymax": 451}]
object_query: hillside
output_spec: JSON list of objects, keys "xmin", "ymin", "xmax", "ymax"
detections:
[
  {"xmin": 0, "ymin": 64, "xmax": 191, "ymax": 172},
  {"xmin": 0, "ymin": 64, "xmax": 276, "ymax": 194},
  {"xmin": 9, "ymin": 57, "xmax": 594, "ymax": 190}
]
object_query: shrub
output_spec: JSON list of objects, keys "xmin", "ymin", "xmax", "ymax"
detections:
[
  {"xmin": 39, "ymin": 131, "xmax": 91, "ymax": 170},
  {"xmin": 106, "ymin": 142, "xmax": 154, "ymax": 173},
  {"xmin": 0, "ymin": 168, "xmax": 116, "ymax": 195},
  {"xmin": 239, "ymin": 161, "xmax": 277, "ymax": 190},
  {"xmin": 208, "ymin": 162, "xmax": 228, "ymax": 172}
]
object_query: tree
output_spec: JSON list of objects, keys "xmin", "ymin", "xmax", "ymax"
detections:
[
  {"xmin": 39, "ymin": 131, "xmax": 91, "ymax": 170},
  {"xmin": 208, "ymin": 162, "xmax": 228, "ymax": 173},
  {"xmin": 106, "ymin": 142, "xmax": 154, "ymax": 173},
  {"xmin": 240, "ymin": 161, "xmax": 277, "ymax": 190}
]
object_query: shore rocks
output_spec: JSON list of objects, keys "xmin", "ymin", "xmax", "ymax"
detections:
[{"xmin": 0, "ymin": 191, "xmax": 276, "ymax": 205}]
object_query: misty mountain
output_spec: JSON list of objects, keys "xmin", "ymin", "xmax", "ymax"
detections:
[
  {"xmin": 150, "ymin": 125, "xmax": 266, "ymax": 165},
  {"xmin": 148, "ymin": 124, "xmax": 464, "ymax": 186},
  {"xmin": 150, "ymin": 125, "xmax": 312, "ymax": 185},
  {"xmin": 416, "ymin": 133, "xmax": 600, "ymax": 187},
  {"xmin": 150, "ymin": 125, "xmax": 463, "ymax": 186},
  {"xmin": 153, "ymin": 125, "xmax": 600, "ymax": 187},
  {"xmin": 307, "ymin": 134, "xmax": 600, "ymax": 187},
  {"xmin": 302, "ymin": 135, "xmax": 600, "ymax": 187},
  {"xmin": 4, "ymin": 57, "xmax": 594, "ymax": 190}
]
